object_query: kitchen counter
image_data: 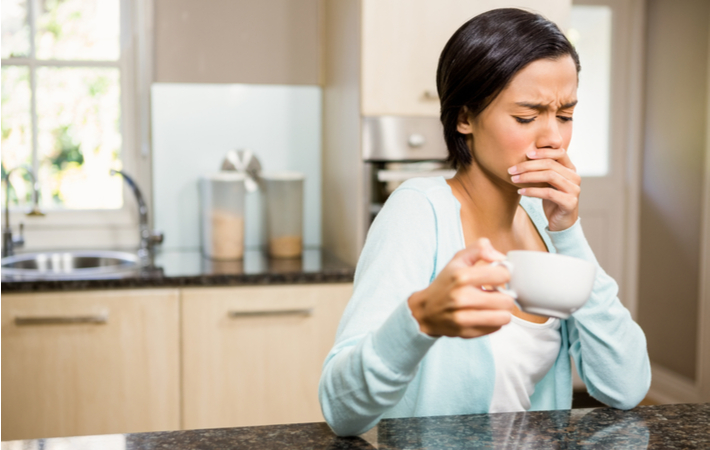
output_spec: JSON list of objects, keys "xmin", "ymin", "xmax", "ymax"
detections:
[
  {"xmin": 1, "ymin": 248, "xmax": 354, "ymax": 293},
  {"xmin": 2, "ymin": 403, "xmax": 708, "ymax": 449}
]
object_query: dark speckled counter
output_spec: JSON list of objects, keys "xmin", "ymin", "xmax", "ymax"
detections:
[
  {"xmin": 3, "ymin": 404, "xmax": 709, "ymax": 449},
  {"xmin": 1, "ymin": 248, "xmax": 354, "ymax": 293}
]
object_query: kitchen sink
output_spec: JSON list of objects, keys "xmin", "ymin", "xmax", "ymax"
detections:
[{"xmin": 1, "ymin": 250, "xmax": 141, "ymax": 281}]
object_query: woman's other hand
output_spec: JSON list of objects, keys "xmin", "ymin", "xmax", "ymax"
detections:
[
  {"xmin": 510, "ymin": 148, "xmax": 581, "ymax": 231},
  {"xmin": 408, "ymin": 238, "xmax": 516, "ymax": 338}
]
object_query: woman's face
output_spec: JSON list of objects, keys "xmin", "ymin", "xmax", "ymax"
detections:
[{"xmin": 457, "ymin": 55, "xmax": 578, "ymax": 188}]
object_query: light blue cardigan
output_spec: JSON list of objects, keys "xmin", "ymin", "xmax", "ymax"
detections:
[{"xmin": 318, "ymin": 177, "xmax": 651, "ymax": 436}]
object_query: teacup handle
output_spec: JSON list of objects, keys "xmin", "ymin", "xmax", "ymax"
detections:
[{"xmin": 489, "ymin": 260, "xmax": 518, "ymax": 299}]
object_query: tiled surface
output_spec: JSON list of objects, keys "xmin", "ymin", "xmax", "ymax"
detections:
[{"xmin": 2, "ymin": 404, "xmax": 708, "ymax": 449}]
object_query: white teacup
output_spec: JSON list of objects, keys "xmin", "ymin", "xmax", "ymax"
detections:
[{"xmin": 492, "ymin": 251, "xmax": 597, "ymax": 319}]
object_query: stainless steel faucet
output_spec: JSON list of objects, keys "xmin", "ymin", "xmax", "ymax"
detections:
[
  {"xmin": 110, "ymin": 170, "xmax": 163, "ymax": 267},
  {"xmin": 2, "ymin": 165, "xmax": 44, "ymax": 258}
]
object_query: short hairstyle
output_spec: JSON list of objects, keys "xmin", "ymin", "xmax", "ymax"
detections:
[{"xmin": 436, "ymin": 8, "xmax": 581, "ymax": 170}]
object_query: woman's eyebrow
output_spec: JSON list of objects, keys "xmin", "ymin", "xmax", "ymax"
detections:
[{"xmin": 515, "ymin": 100, "xmax": 578, "ymax": 110}]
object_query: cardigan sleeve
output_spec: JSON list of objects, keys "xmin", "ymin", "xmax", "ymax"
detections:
[
  {"xmin": 547, "ymin": 219, "xmax": 651, "ymax": 409},
  {"xmin": 318, "ymin": 187, "xmax": 439, "ymax": 436}
]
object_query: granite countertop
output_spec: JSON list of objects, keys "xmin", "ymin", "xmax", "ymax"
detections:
[
  {"xmin": 1, "ymin": 248, "xmax": 355, "ymax": 293},
  {"xmin": 2, "ymin": 404, "xmax": 708, "ymax": 449}
]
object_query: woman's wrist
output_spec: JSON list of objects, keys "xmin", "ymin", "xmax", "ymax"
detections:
[
  {"xmin": 408, "ymin": 289, "xmax": 434, "ymax": 336},
  {"xmin": 547, "ymin": 212, "xmax": 579, "ymax": 232},
  {"xmin": 546, "ymin": 216, "xmax": 582, "ymax": 237}
]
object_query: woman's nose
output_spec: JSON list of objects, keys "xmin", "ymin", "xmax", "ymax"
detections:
[{"xmin": 536, "ymin": 116, "xmax": 563, "ymax": 149}]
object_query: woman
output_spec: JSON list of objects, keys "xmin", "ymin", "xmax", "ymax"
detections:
[{"xmin": 319, "ymin": 8, "xmax": 650, "ymax": 437}]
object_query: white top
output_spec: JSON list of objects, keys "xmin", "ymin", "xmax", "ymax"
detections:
[{"xmin": 488, "ymin": 315, "xmax": 562, "ymax": 413}]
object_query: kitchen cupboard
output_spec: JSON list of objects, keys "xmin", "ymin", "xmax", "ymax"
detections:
[
  {"xmin": 360, "ymin": 0, "xmax": 572, "ymax": 117},
  {"xmin": 1, "ymin": 289, "xmax": 181, "ymax": 441},
  {"xmin": 181, "ymin": 284, "xmax": 352, "ymax": 429},
  {"xmin": 1, "ymin": 283, "xmax": 352, "ymax": 440}
]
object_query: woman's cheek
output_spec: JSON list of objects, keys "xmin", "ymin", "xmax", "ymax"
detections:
[{"xmin": 500, "ymin": 132, "xmax": 533, "ymax": 164}]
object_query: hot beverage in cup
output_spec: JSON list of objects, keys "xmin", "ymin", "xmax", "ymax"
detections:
[{"xmin": 493, "ymin": 251, "xmax": 597, "ymax": 319}]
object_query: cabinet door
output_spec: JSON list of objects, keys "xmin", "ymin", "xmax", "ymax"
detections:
[
  {"xmin": 361, "ymin": 0, "xmax": 572, "ymax": 117},
  {"xmin": 1, "ymin": 289, "xmax": 180, "ymax": 441},
  {"xmin": 181, "ymin": 283, "xmax": 352, "ymax": 429}
]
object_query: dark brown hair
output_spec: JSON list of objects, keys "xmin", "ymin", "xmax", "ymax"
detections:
[{"xmin": 437, "ymin": 8, "xmax": 581, "ymax": 169}]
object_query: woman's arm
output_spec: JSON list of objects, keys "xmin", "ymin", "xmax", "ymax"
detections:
[
  {"xmin": 549, "ymin": 221, "xmax": 651, "ymax": 409},
  {"xmin": 318, "ymin": 188, "xmax": 439, "ymax": 436},
  {"xmin": 319, "ymin": 187, "xmax": 514, "ymax": 436}
]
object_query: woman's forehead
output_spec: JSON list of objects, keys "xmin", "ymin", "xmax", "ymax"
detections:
[{"xmin": 499, "ymin": 56, "xmax": 579, "ymax": 106}]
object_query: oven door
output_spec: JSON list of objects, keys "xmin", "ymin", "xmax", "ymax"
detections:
[{"xmin": 362, "ymin": 116, "xmax": 449, "ymax": 161}]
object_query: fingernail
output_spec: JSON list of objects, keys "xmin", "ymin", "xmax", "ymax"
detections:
[
  {"xmin": 518, "ymin": 189, "xmax": 525, "ymax": 195},
  {"xmin": 508, "ymin": 166, "xmax": 517, "ymax": 174},
  {"xmin": 527, "ymin": 151, "xmax": 536, "ymax": 158},
  {"xmin": 511, "ymin": 175, "xmax": 520, "ymax": 182}
]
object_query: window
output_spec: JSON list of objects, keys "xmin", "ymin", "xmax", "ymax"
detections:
[
  {"xmin": 2, "ymin": 0, "xmax": 124, "ymax": 210},
  {"xmin": 2, "ymin": 0, "xmax": 151, "ymax": 250}
]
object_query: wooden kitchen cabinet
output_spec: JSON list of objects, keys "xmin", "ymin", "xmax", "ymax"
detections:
[
  {"xmin": 181, "ymin": 283, "xmax": 352, "ymax": 429},
  {"xmin": 1, "ymin": 289, "xmax": 180, "ymax": 441},
  {"xmin": 359, "ymin": 0, "xmax": 572, "ymax": 116}
]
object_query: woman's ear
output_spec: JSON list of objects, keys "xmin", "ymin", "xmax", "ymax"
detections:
[{"xmin": 456, "ymin": 106, "xmax": 474, "ymax": 134}]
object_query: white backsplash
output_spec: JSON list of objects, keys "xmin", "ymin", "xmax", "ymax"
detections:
[{"xmin": 151, "ymin": 83, "xmax": 322, "ymax": 250}]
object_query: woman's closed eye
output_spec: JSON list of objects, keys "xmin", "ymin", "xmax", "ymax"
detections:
[{"xmin": 514, "ymin": 115, "xmax": 573, "ymax": 124}]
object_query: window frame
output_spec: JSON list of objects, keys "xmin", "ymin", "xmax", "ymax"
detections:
[{"xmin": 1, "ymin": 0, "xmax": 153, "ymax": 251}]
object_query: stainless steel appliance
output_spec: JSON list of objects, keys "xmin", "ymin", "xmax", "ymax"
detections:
[{"xmin": 362, "ymin": 116, "xmax": 455, "ymax": 229}]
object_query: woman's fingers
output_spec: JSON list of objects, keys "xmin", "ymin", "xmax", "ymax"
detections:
[
  {"xmin": 519, "ymin": 186, "xmax": 579, "ymax": 211},
  {"xmin": 450, "ymin": 264, "xmax": 511, "ymax": 289},
  {"xmin": 449, "ymin": 308, "xmax": 513, "ymax": 338},
  {"xmin": 512, "ymin": 169, "xmax": 581, "ymax": 196},
  {"xmin": 450, "ymin": 286, "xmax": 516, "ymax": 312},
  {"xmin": 524, "ymin": 148, "xmax": 577, "ymax": 172},
  {"xmin": 454, "ymin": 308, "xmax": 513, "ymax": 329},
  {"xmin": 424, "ymin": 287, "xmax": 513, "ymax": 338},
  {"xmin": 509, "ymin": 158, "xmax": 581, "ymax": 187}
]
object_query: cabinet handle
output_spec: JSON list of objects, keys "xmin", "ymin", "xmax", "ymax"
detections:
[
  {"xmin": 14, "ymin": 314, "xmax": 109, "ymax": 326},
  {"xmin": 228, "ymin": 308, "xmax": 314, "ymax": 318}
]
